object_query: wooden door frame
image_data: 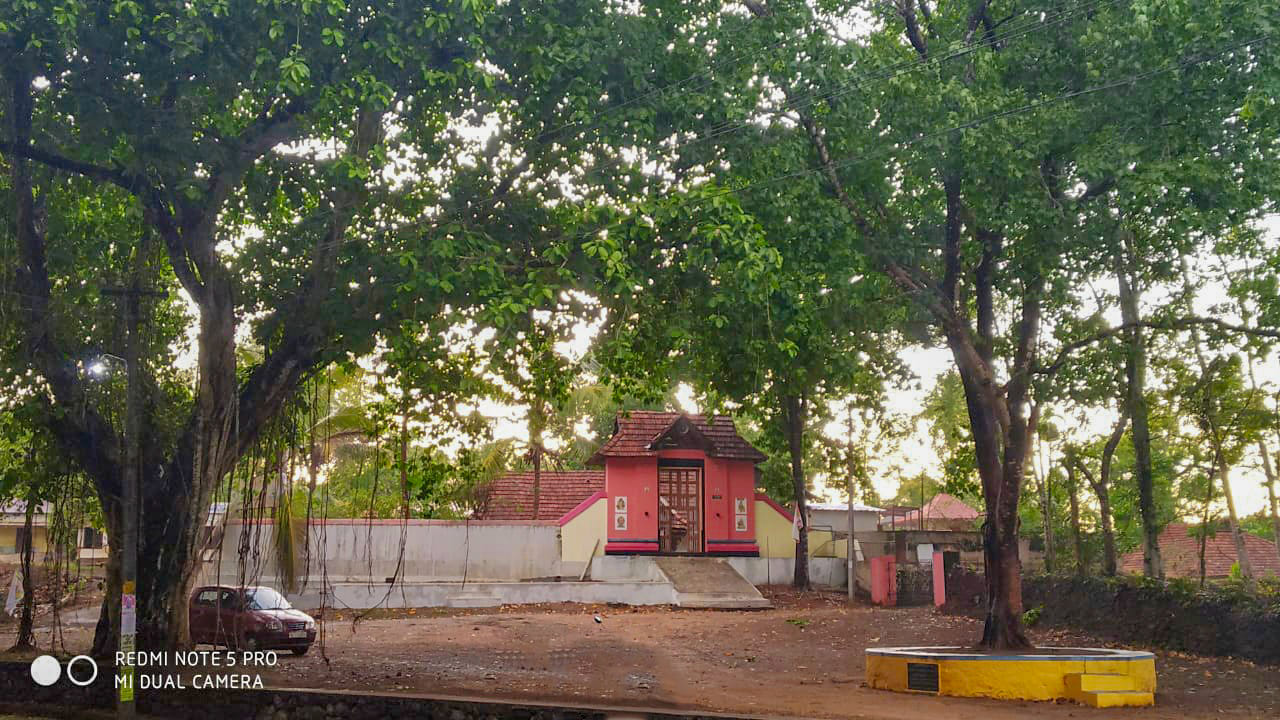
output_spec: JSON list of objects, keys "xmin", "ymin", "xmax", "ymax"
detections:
[{"xmin": 657, "ymin": 459, "xmax": 705, "ymax": 554}]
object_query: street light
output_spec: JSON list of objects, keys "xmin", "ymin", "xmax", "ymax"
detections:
[{"xmin": 85, "ymin": 352, "xmax": 127, "ymax": 379}]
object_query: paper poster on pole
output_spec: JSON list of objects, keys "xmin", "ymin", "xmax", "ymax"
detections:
[{"xmin": 120, "ymin": 580, "xmax": 137, "ymax": 703}]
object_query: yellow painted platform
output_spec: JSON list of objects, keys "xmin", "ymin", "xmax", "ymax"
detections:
[{"xmin": 866, "ymin": 646, "xmax": 1155, "ymax": 707}]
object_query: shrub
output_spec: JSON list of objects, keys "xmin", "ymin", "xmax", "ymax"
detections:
[{"xmin": 942, "ymin": 570, "xmax": 1280, "ymax": 664}]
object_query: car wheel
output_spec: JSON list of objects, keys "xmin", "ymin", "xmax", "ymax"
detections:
[
  {"xmin": 291, "ymin": 645, "xmax": 310, "ymax": 656},
  {"xmin": 239, "ymin": 634, "xmax": 259, "ymax": 652}
]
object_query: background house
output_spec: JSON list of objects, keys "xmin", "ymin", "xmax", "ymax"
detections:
[
  {"xmin": 807, "ymin": 502, "xmax": 884, "ymax": 534},
  {"xmin": 1119, "ymin": 522, "xmax": 1280, "ymax": 579},
  {"xmin": 0, "ymin": 501, "xmax": 107, "ymax": 562},
  {"xmin": 879, "ymin": 492, "xmax": 981, "ymax": 531},
  {"xmin": 477, "ymin": 470, "xmax": 605, "ymax": 521}
]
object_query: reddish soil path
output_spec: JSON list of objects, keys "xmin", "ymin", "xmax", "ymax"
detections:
[{"xmin": 4, "ymin": 588, "xmax": 1276, "ymax": 719}]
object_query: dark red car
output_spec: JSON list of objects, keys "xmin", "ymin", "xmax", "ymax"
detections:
[{"xmin": 190, "ymin": 585, "xmax": 316, "ymax": 655}]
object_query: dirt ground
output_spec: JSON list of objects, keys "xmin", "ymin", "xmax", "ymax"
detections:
[
  {"xmin": 4, "ymin": 587, "xmax": 1277, "ymax": 719},
  {"xmin": 0, "ymin": 561, "xmax": 105, "ymax": 631}
]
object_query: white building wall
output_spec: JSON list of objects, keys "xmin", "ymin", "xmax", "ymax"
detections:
[
  {"xmin": 200, "ymin": 520, "xmax": 568, "ymax": 586},
  {"xmin": 808, "ymin": 508, "xmax": 880, "ymax": 533}
]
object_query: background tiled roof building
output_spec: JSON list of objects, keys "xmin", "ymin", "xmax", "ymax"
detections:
[
  {"xmin": 1119, "ymin": 522, "xmax": 1280, "ymax": 579},
  {"xmin": 476, "ymin": 470, "xmax": 604, "ymax": 521}
]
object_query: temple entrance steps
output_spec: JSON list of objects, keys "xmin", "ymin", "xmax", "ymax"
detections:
[{"xmin": 654, "ymin": 556, "xmax": 772, "ymax": 609}]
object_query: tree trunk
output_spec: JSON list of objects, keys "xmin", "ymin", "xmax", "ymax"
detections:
[
  {"xmin": 1115, "ymin": 247, "xmax": 1162, "ymax": 579},
  {"xmin": 783, "ymin": 394, "xmax": 810, "ymax": 590},
  {"xmin": 530, "ymin": 400, "xmax": 546, "ymax": 520},
  {"xmin": 1265, "ymin": 440, "xmax": 1280, "ymax": 566},
  {"xmin": 1218, "ymin": 464, "xmax": 1254, "ymax": 579},
  {"xmin": 1076, "ymin": 460, "xmax": 1117, "ymax": 576},
  {"xmin": 532, "ymin": 449, "xmax": 542, "ymax": 520},
  {"xmin": 1096, "ymin": 409, "xmax": 1127, "ymax": 576},
  {"xmin": 1269, "ymin": 467, "xmax": 1280, "ymax": 567},
  {"xmin": 1097, "ymin": 486, "xmax": 1117, "ymax": 577},
  {"xmin": 1035, "ymin": 455, "xmax": 1054, "ymax": 574},
  {"xmin": 13, "ymin": 492, "xmax": 37, "ymax": 650},
  {"xmin": 1199, "ymin": 501, "xmax": 1211, "ymax": 588},
  {"xmin": 950, "ymin": 342, "xmax": 1031, "ymax": 650},
  {"xmin": 400, "ymin": 408, "xmax": 411, "ymax": 519},
  {"xmin": 1065, "ymin": 461, "xmax": 1084, "ymax": 575},
  {"xmin": 90, "ymin": 496, "xmax": 122, "ymax": 658}
]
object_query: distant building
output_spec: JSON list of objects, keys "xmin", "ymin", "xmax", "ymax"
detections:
[
  {"xmin": 1119, "ymin": 522, "xmax": 1280, "ymax": 579},
  {"xmin": 0, "ymin": 501, "xmax": 107, "ymax": 561},
  {"xmin": 477, "ymin": 470, "xmax": 605, "ymax": 521},
  {"xmin": 879, "ymin": 492, "xmax": 981, "ymax": 531},
  {"xmin": 807, "ymin": 502, "xmax": 884, "ymax": 534},
  {"xmin": 478, "ymin": 411, "xmax": 779, "ymax": 556}
]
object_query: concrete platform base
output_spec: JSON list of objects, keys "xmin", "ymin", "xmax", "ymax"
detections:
[
  {"xmin": 655, "ymin": 557, "xmax": 772, "ymax": 609},
  {"xmin": 676, "ymin": 593, "xmax": 772, "ymax": 609},
  {"xmin": 866, "ymin": 646, "xmax": 1156, "ymax": 707}
]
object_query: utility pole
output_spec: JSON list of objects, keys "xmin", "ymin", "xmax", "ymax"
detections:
[
  {"xmin": 920, "ymin": 475, "xmax": 926, "ymax": 532},
  {"xmin": 847, "ymin": 475, "xmax": 856, "ymax": 602},
  {"xmin": 101, "ymin": 283, "xmax": 166, "ymax": 719},
  {"xmin": 844, "ymin": 407, "xmax": 856, "ymax": 603}
]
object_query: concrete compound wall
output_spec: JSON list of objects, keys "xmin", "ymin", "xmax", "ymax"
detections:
[
  {"xmin": 201, "ymin": 514, "xmax": 854, "ymax": 610},
  {"xmin": 290, "ymin": 579, "xmax": 677, "ymax": 610},
  {"xmin": 200, "ymin": 519, "xmax": 569, "ymax": 587},
  {"xmin": 727, "ymin": 556, "xmax": 848, "ymax": 589}
]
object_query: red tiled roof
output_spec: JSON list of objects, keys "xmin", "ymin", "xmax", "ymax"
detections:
[
  {"xmin": 1119, "ymin": 523, "xmax": 1280, "ymax": 579},
  {"xmin": 586, "ymin": 410, "xmax": 767, "ymax": 465},
  {"xmin": 476, "ymin": 470, "xmax": 604, "ymax": 521},
  {"xmin": 881, "ymin": 493, "xmax": 980, "ymax": 525}
]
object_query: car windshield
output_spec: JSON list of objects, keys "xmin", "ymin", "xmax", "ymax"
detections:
[{"xmin": 245, "ymin": 587, "xmax": 291, "ymax": 611}]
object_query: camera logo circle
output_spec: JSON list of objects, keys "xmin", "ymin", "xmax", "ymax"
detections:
[
  {"xmin": 67, "ymin": 655, "xmax": 99, "ymax": 686},
  {"xmin": 29, "ymin": 655, "xmax": 61, "ymax": 686}
]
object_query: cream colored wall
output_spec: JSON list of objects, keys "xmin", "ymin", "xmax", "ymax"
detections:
[
  {"xmin": 809, "ymin": 529, "xmax": 846, "ymax": 558},
  {"xmin": 755, "ymin": 499, "xmax": 794, "ymax": 558},
  {"xmin": 0, "ymin": 525, "xmax": 49, "ymax": 554},
  {"xmin": 559, "ymin": 496, "xmax": 606, "ymax": 564},
  {"xmin": 755, "ymin": 500, "xmax": 855, "ymax": 559}
]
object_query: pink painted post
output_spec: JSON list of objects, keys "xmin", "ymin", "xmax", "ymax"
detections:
[
  {"xmin": 932, "ymin": 551, "xmax": 945, "ymax": 607},
  {"xmin": 870, "ymin": 556, "xmax": 898, "ymax": 607},
  {"xmin": 869, "ymin": 556, "xmax": 885, "ymax": 605}
]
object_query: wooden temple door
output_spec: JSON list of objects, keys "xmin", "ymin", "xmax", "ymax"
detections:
[{"xmin": 657, "ymin": 465, "xmax": 703, "ymax": 553}]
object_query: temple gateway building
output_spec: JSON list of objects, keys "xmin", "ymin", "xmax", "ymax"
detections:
[{"xmin": 586, "ymin": 411, "xmax": 769, "ymax": 556}]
